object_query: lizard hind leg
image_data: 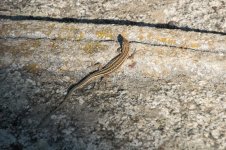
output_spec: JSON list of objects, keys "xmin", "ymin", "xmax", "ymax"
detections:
[
  {"xmin": 83, "ymin": 62, "xmax": 103, "ymax": 90},
  {"xmin": 92, "ymin": 73, "xmax": 110, "ymax": 90},
  {"xmin": 98, "ymin": 74, "xmax": 110, "ymax": 90}
]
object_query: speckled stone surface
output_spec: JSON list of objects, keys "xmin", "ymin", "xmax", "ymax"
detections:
[
  {"xmin": 165, "ymin": 0, "xmax": 226, "ymax": 32},
  {"xmin": 0, "ymin": 0, "xmax": 226, "ymax": 150},
  {"xmin": 1, "ymin": 0, "xmax": 225, "ymax": 32}
]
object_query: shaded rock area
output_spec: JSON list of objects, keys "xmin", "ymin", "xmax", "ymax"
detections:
[{"xmin": 0, "ymin": 0, "xmax": 226, "ymax": 150}]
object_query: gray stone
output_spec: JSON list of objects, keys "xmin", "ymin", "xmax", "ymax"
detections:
[{"xmin": 0, "ymin": 0, "xmax": 226, "ymax": 149}]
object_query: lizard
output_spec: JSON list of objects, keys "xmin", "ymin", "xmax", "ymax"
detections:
[{"xmin": 37, "ymin": 34, "xmax": 130, "ymax": 127}]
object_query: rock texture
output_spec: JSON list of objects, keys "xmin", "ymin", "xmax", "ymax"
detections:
[
  {"xmin": 165, "ymin": 0, "xmax": 226, "ymax": 32},
  {"xmin": 1, "ymin": 0, "xmax": 225, "ymax": 32},
  {"xmin": 0, "ymin": 0, "xmax": 226, "ymax": 150}
]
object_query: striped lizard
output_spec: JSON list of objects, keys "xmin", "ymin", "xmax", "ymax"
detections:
[{"xmin": 38, "ymin": 34, "xmax": 130, "ymax": 127}]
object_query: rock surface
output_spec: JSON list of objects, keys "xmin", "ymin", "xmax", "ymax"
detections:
[{"xmin": 0, "ymin": 0, "xmax": 226, "ymax": 150}]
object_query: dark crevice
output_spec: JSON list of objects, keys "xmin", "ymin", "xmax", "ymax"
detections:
[
  {"xmin": 131, "ymin": 41, "xmax": 226, "ymax": 54},
  {"xmin": 0, "ymin": 15, "xmax": 226, "ymax": 36},
  {"xmin": 1, "ymin": 36, "xmax": 225, "ymax": 54},
  {"xmin": 0, "ymin": 36, "xmax": 54, "ymax": 40},
  {"xmin": 0, "ymin": 36, "xmax": 116, "ymax": 42},
  {"xmin": 0, "ymin": 36, "xmax": 116, "ymax": 43}
]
